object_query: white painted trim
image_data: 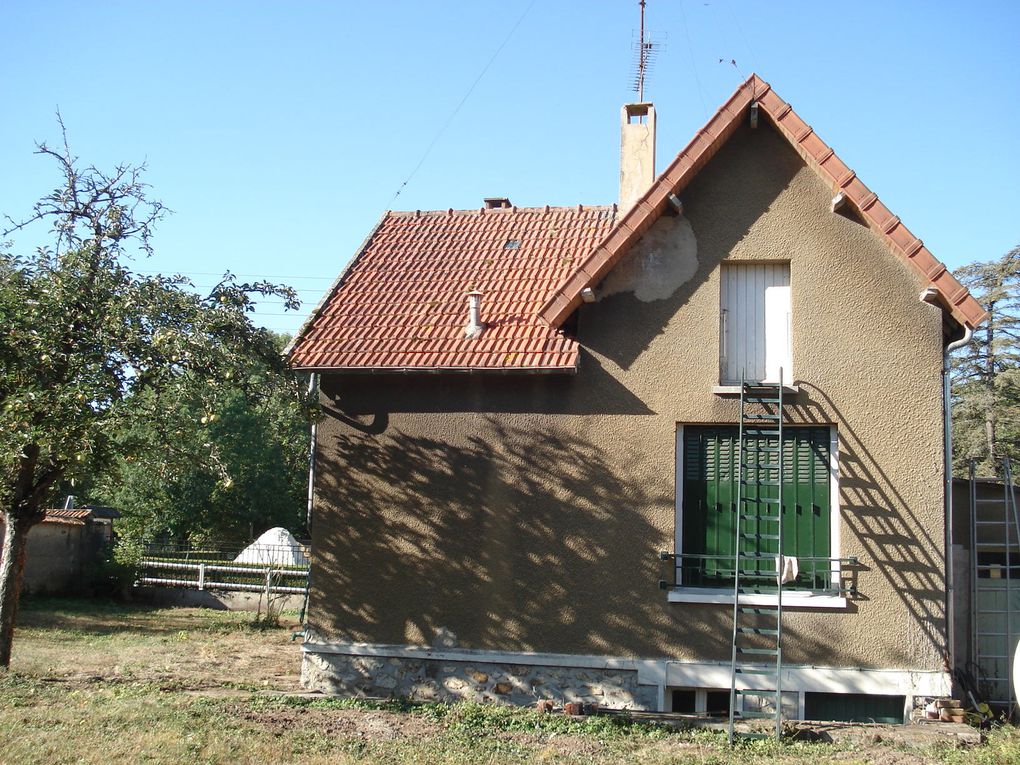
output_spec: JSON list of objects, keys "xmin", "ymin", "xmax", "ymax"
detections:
[
  {"xmin": 301, "ymin": 640, "xmax": 952, "ymax": 704},
  {"xmin": 663, "ymin": 661, "xmax": 950, "ymax": 698},
  {"xmin": 666, "ymin": 589, "xmax": 847, "ymax": 609},
  {"xmin": 829, "ymin": 426, "xmax": 842, "ymax": 590},
  {"xmin": 674, "ymin": 424, "xmax": 685, "ymax": 586},
  {"xmin": 711, "ymin": 385, "xmax": 800, "ymax": 396}
]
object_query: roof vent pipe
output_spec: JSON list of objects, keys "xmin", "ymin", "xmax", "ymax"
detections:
[{"xmin": 465, "ymin": 290, "xmax": 485, "ymax": 338}]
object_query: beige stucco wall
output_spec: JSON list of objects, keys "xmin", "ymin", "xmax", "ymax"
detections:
[
  {"xmin": 309, "ymin": 121, "xmax": 947, "ymax": 674},
  {"xmin": 0, "ymin": 520, "xmax": 86, "ymax": 594}
]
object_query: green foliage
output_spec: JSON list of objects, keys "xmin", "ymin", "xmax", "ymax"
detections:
[
  {"xmin": 952, "ymin": 245, "xmax": 1020, "ymax": 476},
  {"xmin": 0, "ymin": 121, "xmax": 311, "ymax": 528},
  {"xmin": 0, "ymin": 120, "xmax": 312, "ymax": 666},
  {"xmin": 95, "ymin": 335, "xmax": 312, "ymax": 543}
]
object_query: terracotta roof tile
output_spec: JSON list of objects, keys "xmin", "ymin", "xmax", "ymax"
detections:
[
  {"xmin": 39, "ymin": 508, "xmax": 92, "ymax": 526},
  {"xmin": 288, "ymin": 206, "xmax": 616, "ymax": 371},
  {"xmin": 537, "ymin": 74, "xmax": 988, "ymax": 332},
  {"xmin": 45, "ymin": 508, "xmax": 92, "ymax": 520}
]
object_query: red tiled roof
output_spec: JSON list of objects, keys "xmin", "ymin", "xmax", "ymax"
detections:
[
  {"xmin": 0, "ymin": 508, "xmax": 98, "ymax": 528},
  {"xmin": 287, "ymin": 205, "xmax": 616, "ymax": 371},
  {"xmin": 43, "ymin": 508, "xmax": 91, "ymax": 526},
  {"xmin": 538, "ymin": 74, "xmax": 988, "ymax": 331}
]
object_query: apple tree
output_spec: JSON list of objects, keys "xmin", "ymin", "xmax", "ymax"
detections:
[{"xmin": 0, "ymin": 125, "xmax": 306, "ymax": 666}]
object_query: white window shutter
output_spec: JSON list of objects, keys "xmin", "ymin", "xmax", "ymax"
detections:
[
  {"xmin": 763, "ymin": 284, "xmax": 791, "ymax": 385},
  {"xmin": 720, "ymin": 264, "xmax": 791, "ymax": 384}
]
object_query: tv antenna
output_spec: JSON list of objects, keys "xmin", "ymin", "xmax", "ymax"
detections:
[{"xmin": 631, "ymin": 0, "xmax": 665, "ymax": 102}]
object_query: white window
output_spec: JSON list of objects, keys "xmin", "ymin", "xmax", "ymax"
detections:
[{"xmin": 720, "ymin": 263, "xmax": 791, "ymax": 385}]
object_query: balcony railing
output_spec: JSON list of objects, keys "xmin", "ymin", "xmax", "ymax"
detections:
[{"xmin": 658, "ymin": 551, "xmax": 858, "ymax": 596}]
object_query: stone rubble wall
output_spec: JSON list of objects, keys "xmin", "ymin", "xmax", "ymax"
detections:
[{"xmin": 302, "ymin": 650, "xmax": 659, "ymax": 710}]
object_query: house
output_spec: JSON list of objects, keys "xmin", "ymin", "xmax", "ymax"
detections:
[
  {"xmin": 0, "ymin": 504, "xmax": 119, "ymax": 594},
  {"xmin": 286, "ymin": 75, "xmax": 988, "ymax": 722}
]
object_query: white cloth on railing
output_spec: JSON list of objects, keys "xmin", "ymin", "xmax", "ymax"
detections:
[{"xmin": 776, "ymin": 555, "xmax": 799, "ymax": 585}]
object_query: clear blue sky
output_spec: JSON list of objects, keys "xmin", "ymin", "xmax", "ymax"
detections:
[{"xmin": 2, "ymin": 1, "xmax": 1017, "ymax": 336}]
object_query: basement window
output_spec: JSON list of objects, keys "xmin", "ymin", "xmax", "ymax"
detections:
[
  {"xmin": 804, "ymin": 692, "xmax": 905, "ymax": 724},
  {"xmin": 705, "ymin": 690, "xmax": 730, "ymax": 717},
  {"xmin": 671, "ymin": 689, "xmax": 696, "ymax": 714}
]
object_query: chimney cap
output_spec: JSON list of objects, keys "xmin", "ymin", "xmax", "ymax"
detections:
[
  {"xmin": 483, "ymin": 197, "xmax": 512, "ymax": 209},
  {"xmin": 466, "ymin": 289, "xmax": 484, "ymax": 298}
]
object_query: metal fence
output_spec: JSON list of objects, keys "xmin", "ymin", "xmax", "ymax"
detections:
[{"xmin": 137, "ymin": 539, "xmax": 310, "ymax": 595}]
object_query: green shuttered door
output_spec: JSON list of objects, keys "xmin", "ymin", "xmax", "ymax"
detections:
[{"xmin": 681, "ymin": 426, "xmax": 831, "ymax": 588}]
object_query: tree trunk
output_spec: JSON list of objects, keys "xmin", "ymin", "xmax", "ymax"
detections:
[{"xmin": 0, "ymin": 512, "xmax": 33, "ymax": 668}]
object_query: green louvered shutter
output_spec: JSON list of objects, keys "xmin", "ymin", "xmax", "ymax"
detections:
[{"xmin": 681, "ymin": 426, "xmax": 831, "ymax": 588}]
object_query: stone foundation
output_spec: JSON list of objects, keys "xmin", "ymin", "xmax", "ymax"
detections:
[{"xmin": 301, "ymin": 649, "xmax": 659, "ymax": 710}]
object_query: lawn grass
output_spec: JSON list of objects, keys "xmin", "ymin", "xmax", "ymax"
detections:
[{"xmin": 0, "ymin": 597, "xmax": 1017, "ymax": 764}]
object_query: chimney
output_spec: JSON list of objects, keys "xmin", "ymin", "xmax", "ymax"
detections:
[
  {"xmin": 483, "ymin": 197, "xmax": 512, "ymax": 209},
  {"xmin": 465, "ymin": 290, "xmax": 485, "ymax": 337},
  {"xmin": 619, "ymin": 102, "xmax": 656, "ymax": 214}
]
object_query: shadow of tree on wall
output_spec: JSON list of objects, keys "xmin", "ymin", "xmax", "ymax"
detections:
[
  {"xmin": 312, "ymin": 418, "xmax": 682, "ymax": 657},
  {"xmin": 311, "ymin": 411, "xmax": 897, "ymax": 670}
]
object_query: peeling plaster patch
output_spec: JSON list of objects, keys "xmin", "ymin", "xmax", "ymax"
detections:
[{"xmin": 599, "ymin": 216, "xmax": 698, "ymax": 302}]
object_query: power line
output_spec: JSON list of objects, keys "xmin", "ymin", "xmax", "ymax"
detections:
[
  {"xmin": 383, "ymin": 0, "xmax": 537, "ymax": 210},
  {"xmin": 186, "ymin": 285, "xmax": 322, "ymax": 289},
  {"xmin": 133, "ymin": 269, "xmax": 334, "ymax": 281},
  {"xmin": 677, "ymin": 0, "xmax": 709, "ymax": 118},
  {"xmin": 723, "ymin": 0, "xmax": 759, "ymax": 75}
]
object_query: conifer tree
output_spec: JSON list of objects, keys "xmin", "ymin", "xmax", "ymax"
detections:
[{"xmin": 952, "ymin": 245, "xmax": 1020, "ymax": 475}]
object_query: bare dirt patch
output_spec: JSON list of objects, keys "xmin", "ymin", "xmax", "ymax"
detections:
[{"xmin": 234, "ymin": 703, "xmax": 440, "ymax": 741}]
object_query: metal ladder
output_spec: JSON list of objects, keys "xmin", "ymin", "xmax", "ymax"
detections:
[
  {"xmin": 728, "ymin": 372, "xmax": 786, "ymax": 742},
  {"xmin": 970, "ymin": 457, "xmax": 1020, "ymax": 708}
]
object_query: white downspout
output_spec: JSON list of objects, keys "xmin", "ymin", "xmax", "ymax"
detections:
[
  {"xmin": 301, "ymin": 372, "xmax": 318, "ymax": 627},
  {"xmin": 944, "ymin": 325, "xmax": 973, "ymax": 676},
  {"xmin": 305, "ymin": 372, "xmax": 318, "ymax": 534}
]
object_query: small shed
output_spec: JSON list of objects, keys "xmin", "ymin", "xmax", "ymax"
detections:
[{"xmin": 0, "ymin": 505, "xmax": 120, "ymax": 594}]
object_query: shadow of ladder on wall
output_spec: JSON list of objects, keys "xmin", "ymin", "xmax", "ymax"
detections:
[
  {"xmin": 970, "ymin": 458, "xmax": 1020, "ymax": 710},
  {"xmin": 728, "ymin": 373, "xmax": 786, "ymax": 744}
]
